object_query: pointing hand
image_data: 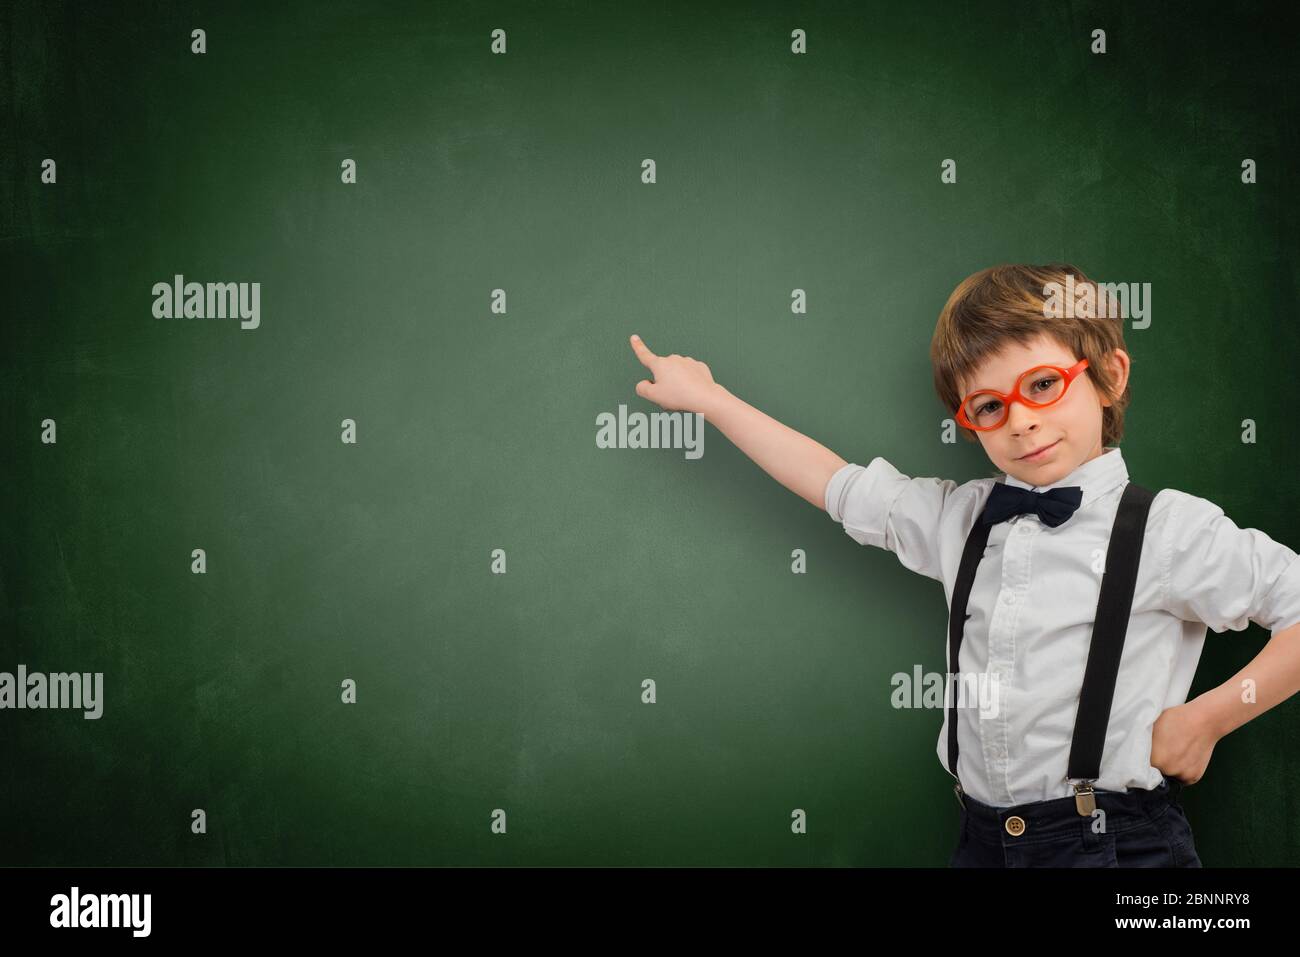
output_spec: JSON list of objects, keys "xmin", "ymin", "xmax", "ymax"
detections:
[{"xmin": 629, "ymin": 334, "xmax": 720, "ymax": 415}]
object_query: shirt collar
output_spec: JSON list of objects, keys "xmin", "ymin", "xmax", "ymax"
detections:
[{"xmin": 1002, "ymin": 445, "xmax": 1128, "ymax": 511}]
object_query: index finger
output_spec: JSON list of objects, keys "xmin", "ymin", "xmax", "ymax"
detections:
[{"xmin": 629, "ymin": 334, "xmax": 660, "ymax": 369}]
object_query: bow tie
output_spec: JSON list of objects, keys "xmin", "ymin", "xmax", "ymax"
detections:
[{"xmin": 980, "ymin": 482, "xmax": 1083, "ymax": 528}]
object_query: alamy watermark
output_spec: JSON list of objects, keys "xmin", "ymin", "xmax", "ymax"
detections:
[
  {"xmin": 152, "ymin": 274, "xmax": 260, "ymax": 330},
  {"xmin": 1043, "ymin": 275, "xmax": 1151, "ymax": 329},
  {"xmin": 50, "ymin": 887, "xmax": 150, "ymax": 937},
  {"xmin": 891, "ymin": 666, "xmax": 1001, "ymax": 719},
  {"xmin": 0, "ymin": 665, "xmax": 103, "ymax": 719},
  {"xmin": 596, "ymin": 403, "xmax": 704, "ymax": 459}
]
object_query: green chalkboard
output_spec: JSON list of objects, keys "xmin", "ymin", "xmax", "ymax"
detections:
[{"xmin": 2, "ymin": 0, "xmax": 1298, "ymax": 866}]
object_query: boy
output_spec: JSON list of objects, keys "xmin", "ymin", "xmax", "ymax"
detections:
[{"xmin": 627, "ymin": 263, "xmax": 1300, "ymax": 867}]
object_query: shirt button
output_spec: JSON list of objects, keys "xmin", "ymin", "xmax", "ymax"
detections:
[
  {"xmin": 1005, "ymin": 815, "xmax": 1027, "ymax": 837},
  {"xmin": 1003, "ymin": 592, "xmax": 1016, "ymax": 605}
]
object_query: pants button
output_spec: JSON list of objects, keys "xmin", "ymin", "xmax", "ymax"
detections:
[{"xmin": 1004, "ymin": 815, "xmax": 1026, "ymax": 837}]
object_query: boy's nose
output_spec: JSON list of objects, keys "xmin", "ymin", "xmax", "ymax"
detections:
[{"xmin": 1006, "ymin": 401, "xmax": 1040, "ymax": 435}]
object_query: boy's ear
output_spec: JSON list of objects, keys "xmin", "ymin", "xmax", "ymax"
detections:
[{"xmin": 1107, "ymin": 348, "xmax": 1132, "ymax": 397}]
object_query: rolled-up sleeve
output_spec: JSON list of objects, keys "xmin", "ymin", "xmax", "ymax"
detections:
[
  {"xmin": 824, "ymin": 456, "xmax": 958, "ymax": 582},
  {"xmin": 1159, "ymin": 490, "xmax": 1300, "ymax": 636}
]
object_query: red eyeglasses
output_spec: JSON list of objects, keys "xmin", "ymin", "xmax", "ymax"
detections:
[{"xmin": 955, "ymin": 358, "xmax": 1091, "ymax": 431}]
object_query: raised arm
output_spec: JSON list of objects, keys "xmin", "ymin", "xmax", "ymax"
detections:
[{"xmin": 629, "ymin": 334, "xmax": 848, "ymax": 511}]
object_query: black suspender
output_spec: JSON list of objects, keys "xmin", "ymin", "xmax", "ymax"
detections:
[
  {"xmin": 946, "ymin": 481, "xmax": 1157, "ymax": 816},
  {"xmin": 946, "ymin": 514, "xmax": 992, "ymax": 791}
]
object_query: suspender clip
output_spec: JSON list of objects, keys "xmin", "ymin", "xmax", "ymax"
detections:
[
  {"xmin": 1072, "ymin": 781, "xmax": 1097, "ymax": 817},
  {"xmin": 953, "ymin": 780, "xmax": 966, "ymax": 810}
]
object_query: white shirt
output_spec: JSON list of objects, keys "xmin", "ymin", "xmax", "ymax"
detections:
[{"xmin": 824, "ymin": 446, "xmax": 1300, "ymax": 807}]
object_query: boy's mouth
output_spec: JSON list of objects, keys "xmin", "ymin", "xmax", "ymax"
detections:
[{"xmin": 1017, "ymin": 438, "xmax": 1061, "ymax": 461}]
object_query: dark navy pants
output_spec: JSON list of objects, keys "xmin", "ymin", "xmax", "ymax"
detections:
[{"xmin": 949, "ymin": 776, "xmax": 1202, "ymax": 867}]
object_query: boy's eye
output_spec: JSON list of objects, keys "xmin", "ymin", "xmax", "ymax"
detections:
[
  {"xmin": 976, "ymin": 399, "xmax": 1001, "ymax": 415},
  {"xmin": 1029, "ymin": 375, "xmax": 1059, "ymax": 393}
]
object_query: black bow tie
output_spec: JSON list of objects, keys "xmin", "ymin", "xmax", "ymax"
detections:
[{"xmin": 980, "ymin": 482, "xmax": 1083, "ymax": 528}]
